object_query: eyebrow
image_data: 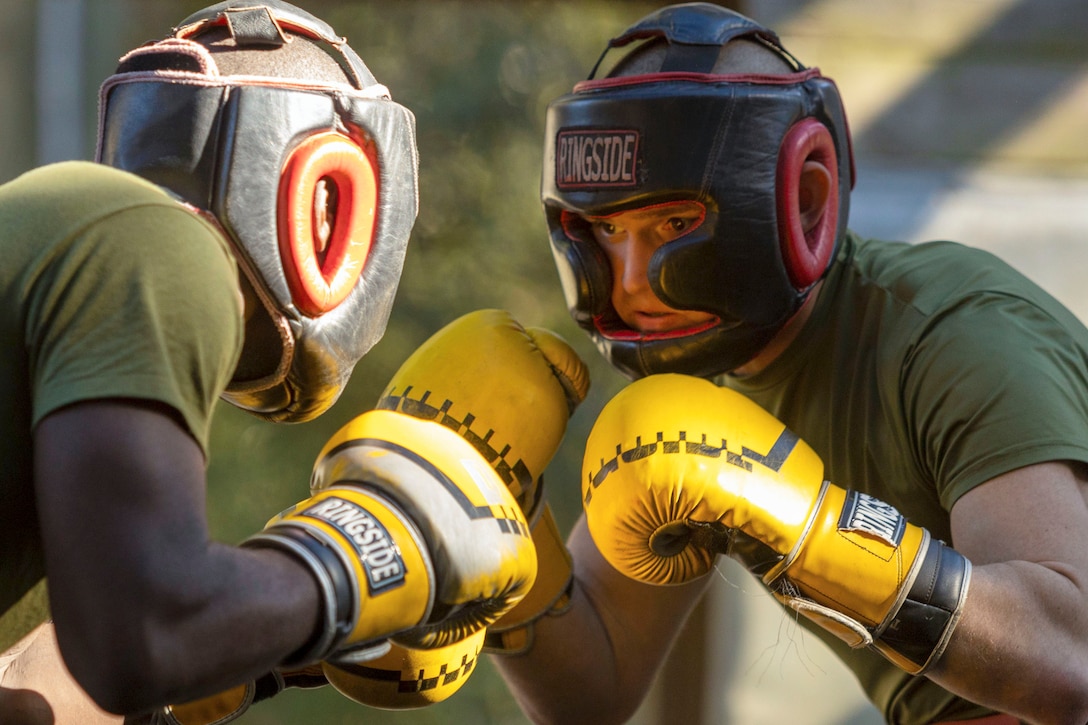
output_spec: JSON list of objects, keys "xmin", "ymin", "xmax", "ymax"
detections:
[{"xmin": 585, "ymin": 204, "xmax": 702, "ymax": 223}]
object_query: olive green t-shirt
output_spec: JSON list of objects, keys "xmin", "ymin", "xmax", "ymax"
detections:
[
  {"xmin": 0, "ymin": 161, "xmax": 244, "ymax": 651},
  {"xmin": 722, "ymin": 232, "xmax": 1088, "ymax": 724}
]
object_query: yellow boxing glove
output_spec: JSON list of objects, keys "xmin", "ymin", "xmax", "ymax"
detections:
[
  {"xmin": 321, "ymin": 627, "xmax": 485, "ymax": 710},
  {"xmin": 582, "ymin": 374, "xmax": 970, "ymax": 675},
  {"xmin": 164, "ymin": 310, "xmax": 577, "ymax": 718},
  {"xmin": 376, "ymin": 309, "xmax": 587, "ymax": 656},
  {"xmin": 245, "ymin": 406, "xmax": 537, "ymax": 670}
]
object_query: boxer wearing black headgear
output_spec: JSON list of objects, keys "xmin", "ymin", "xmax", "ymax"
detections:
[
  {"xmin": 543, "ymin": 2, "xmax": 853, "ymax": 378},
  {"xmin": 500, "ymin": 5, "xmax": 1088, "ymax": 725}
]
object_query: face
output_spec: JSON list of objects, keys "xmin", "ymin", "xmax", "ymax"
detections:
[{"xmin": 585, "ymin": 201, "xmax": 717, "ymax": 333}]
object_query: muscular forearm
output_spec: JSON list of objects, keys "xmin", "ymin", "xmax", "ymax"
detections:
[
  {"xmin": 53, "ymin": 543, "xmax": 321, "ymax": 715},
  {"xmin": 494, "ymin": 520, "xmax": 709, "ymax": 725},
  {"xmin": 495, "ymin": 585, "xmax": 633, "ymax": 725},
  {"xmin": 36, "ymin": 402, "xmax": 324, "ymax": 715},
  {"xmin": 930, "ymin": 561, "xmax": 1088, "ymax": 724},
  {"xmin": 932, "ymin": 461, "xmax": 1088, "ymax": 724}
]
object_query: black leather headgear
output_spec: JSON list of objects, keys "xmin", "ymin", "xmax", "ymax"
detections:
[
  {"xmin": 97, "ymin": 0, "xmax": 419, "ymax": 421},
  {"xmin": 542, "ymin": 3, "xmax": 854, "ymax": 379}
]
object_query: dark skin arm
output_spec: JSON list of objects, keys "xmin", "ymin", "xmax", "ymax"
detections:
[{"xmin": 34, "ymin": 399, "xmax": 321, "ymax": 716}]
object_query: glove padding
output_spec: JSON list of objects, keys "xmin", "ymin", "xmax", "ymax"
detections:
[
  {"xmin": 582, "ymin": 374, "xmax": 971, "ymax": 675},
  {"xmin": 321, "ymin": 627, "xmax": 485, "ymax": 710},
  {"xmin": 167, "ymin": 310, "xmax": 574, "ymax": 716},
  {"xmin": 375, "ymin": 309, "xmax": 587, "ymax": 656},
  {"xmin": 326, "ymin": 308, "xmax": 587, "ymax": 708},
  {"xmin": 246, "ymin": 408, "xmax": 537, "ymax": 665}
]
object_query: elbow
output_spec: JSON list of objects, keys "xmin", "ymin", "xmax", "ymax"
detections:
[
  {"xmin": 53, "ymin": 604, "xmax": 191, "ymax": 715},
  {"xmin": 58, "ymin": 627, "xmax": 175, "ymax": 715}
]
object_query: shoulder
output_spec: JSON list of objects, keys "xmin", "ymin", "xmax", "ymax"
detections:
[
  {"xmin": 2, "ymin": 162, "xmax": 229, "ymax": 265},
  {"xmin": 836, "ymin": 234, "xmax": 1083, "ymax": 337},
  {"xmin": 2, "ymin": 161, "xmax": 171, "ymax": 205}
]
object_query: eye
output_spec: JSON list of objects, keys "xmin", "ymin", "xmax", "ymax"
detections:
[
  {"xmin": 591, "ymin": 220, "xmax": 619, "ymax": 237},
  {"xmin": 666, "ymin": 216, "xmax": 689, "ymax": 233},
  {"xmin": 663, "ymin": 212, "xmax": 701, "ymax": 238}
]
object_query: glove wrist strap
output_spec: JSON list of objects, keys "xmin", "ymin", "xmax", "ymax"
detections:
[
  {"xmin": 245, "ymin": 486, "xmax": 435, "ymax": 665},
  {"xmin": 872, "ymin": 538, "xmax": 972, "ymax": 674}
]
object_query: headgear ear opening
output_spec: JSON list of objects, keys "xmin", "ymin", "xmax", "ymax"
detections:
[
  {"xmin": 776, "ymin": 118, "xmax": 839, "ymax": 291},
  {"xmin": 278, "ymin": 130, "xmax": 379, "ymax": 317}
]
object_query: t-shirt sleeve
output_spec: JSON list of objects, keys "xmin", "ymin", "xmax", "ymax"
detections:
[
  {"xmin": 902, "ymin": 291, "xmax": 1088, "ymax": 509},
  {"xmin": 25, "ymin": 202, "xmax": 244, "ymax": 454}
]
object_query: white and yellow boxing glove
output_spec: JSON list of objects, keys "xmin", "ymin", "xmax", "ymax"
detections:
[
  {"xmin": 319, "ymin": 309, "xmax": 589, "ymax": 709},
  {"xmin": 245, "ymin": 405, "xmax": 537, "ymax": 668},
  {"xmin": 372, "ymin": 309, "xmax": 587, "ymax": 656},
  {"xmin": 582, "ymin": 374, "xmax": 970, "ymax": 675}
]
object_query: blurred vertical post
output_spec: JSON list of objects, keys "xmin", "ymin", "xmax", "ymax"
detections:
[
  {"xmin": 36, "ymin": 0, "xmax": 86, "ymax": 164},
  {"xmin": 0, "ymin": 0, "xmax": 37, "ymax": 180}
]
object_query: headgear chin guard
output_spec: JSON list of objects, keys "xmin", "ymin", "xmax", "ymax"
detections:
[
  {"xmin": 542, "ymin": 3, "xmax": 854, "ymax": 379},
  {"xmin": 97, "ymin": 0, "xmax": 419, "ymax": 422}
]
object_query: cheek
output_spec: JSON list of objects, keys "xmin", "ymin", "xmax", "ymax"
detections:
[{"xmin": 597, "ymin": 244, "xmax": 625, "ymax": 281}]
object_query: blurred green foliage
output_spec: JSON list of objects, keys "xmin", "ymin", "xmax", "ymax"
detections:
[{"xmin": 180, "ymin": 1, "xmax": 657, "ymax": 722}]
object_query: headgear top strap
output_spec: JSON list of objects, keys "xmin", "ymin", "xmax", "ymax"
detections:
[
  {"xmin": 174, "ymin": 0, "xmax": 379, "ymax": 90},
  {"xmin": 587, "ymin": 1, "xmax": 791, "ymax": 79},
  {"xmin": 223, "ymin": 6, "xmax": 289, "ymax": 46}
]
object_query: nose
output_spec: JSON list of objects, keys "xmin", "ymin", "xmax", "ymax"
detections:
[
  {"xmin": 617, "ymin": 234, "xmax": 656, "ymax": 295},
  {"xmin": 622, "ymin": 224, "xmax": 661, "ymax": 296}
]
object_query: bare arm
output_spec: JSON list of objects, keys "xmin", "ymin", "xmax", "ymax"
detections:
[
  {"xmin": 34, "ymin": 400, "xmax": 321, "ymax": 716},
  {"xmin": 933, "ymin": 461, "xmax": 1088, "ymax": 723},
  {"xmin": 494, "ymin": 515, "xmax": 711, "ymax": 725}
]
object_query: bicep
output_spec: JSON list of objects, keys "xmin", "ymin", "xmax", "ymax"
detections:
[{"xmin": 950, "ymin": 460, "xmax": 1088, "ymax": 569}]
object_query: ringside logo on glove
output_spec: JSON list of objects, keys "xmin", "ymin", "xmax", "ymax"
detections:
[
  {"xmin": 309, "ymin": 310, "xmax": 589, "ymax": 710},
  {"xmin": 297, "ymin": 496, "xmax": 407, "ymax": 593}
]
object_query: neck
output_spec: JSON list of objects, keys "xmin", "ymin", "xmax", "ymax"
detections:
[{"xmin": 731, "ymin": 281, "xmax": 823, "ymax": 377}]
